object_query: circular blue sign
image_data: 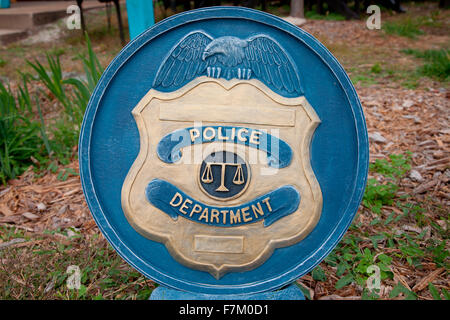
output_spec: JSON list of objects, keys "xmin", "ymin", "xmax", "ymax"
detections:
[{"xmin": 79, "ymin": 7, "xmax": 368, "ymax": 295}]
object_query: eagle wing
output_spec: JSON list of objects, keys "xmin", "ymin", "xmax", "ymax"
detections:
[
  {"xmin": 153, "ymin": 31, "xmax": 213, "ymax": 89},
  {"xmin": 244, "ymin": 35, "xmax": 303, "ymax": 96}
]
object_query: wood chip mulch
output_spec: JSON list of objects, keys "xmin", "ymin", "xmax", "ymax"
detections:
[
  {"xmin": 0, "ymin": 161, "xmax": 95, "ymax": 234},
  {"xmin": 0, "ymin": 85, "xmax": 447, "ymax": 234}
]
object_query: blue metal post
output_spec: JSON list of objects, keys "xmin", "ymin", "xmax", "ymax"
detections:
[
  {"xmin": 126, "ymin": 0, "xmax": 155, "ymax": 40},
  {"xmin": 0, "ymin": 0, "xmax": 10, "ymax": 9},
  {"xmin": 150, "ymin": 283, "xmax": 306, "ymax": 300}
]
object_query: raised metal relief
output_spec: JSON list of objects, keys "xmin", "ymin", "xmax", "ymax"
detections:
[
  {"xmin": 121, "ymin": 30, "xmax": 323, "ymax": 279},
  {"xmin": 152, "ymin": 31, "xmax": 303, "ymax": 96}
]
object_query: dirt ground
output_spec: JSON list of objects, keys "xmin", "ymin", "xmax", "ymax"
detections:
[{"xmin": 0, "ymin": 2, "xmax": 448, "ymax": 300}]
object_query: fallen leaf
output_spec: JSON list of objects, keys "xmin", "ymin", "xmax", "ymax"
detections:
[
  {"xmin": 0, "ymin": 204, "xmax": 14, "ymax": 217},
  {"xmin": 22, "ymin": 212, "xmax": 40, "ymax": 220}
]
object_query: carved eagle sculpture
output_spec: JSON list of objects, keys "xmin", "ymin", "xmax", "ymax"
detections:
[{"xmin": 152, "ymin": 31, "xmax": 303, "ymax": 96}]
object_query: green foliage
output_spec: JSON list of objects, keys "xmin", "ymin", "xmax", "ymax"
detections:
[
  {"xmin": 370, "ymin": 153, "xmax": 412, "ymax": 179},
  {"xmin": 363, "ymin": 153, "xmax": 412, "ymax": 214},
  {"xmin": 305, "ymin": 10, "xmax": 345, "ymax": 21},
  {"xmin": 383, "ymin": 18, "xmax": 425, "ymax": 38},
  {"xmin": 0, "ymin": 225, "xmax": 28, "ymax": 241},
  {"xmin": 383, "ymin": 9, "xmax": 446, "ymax": 39},
  {"xmin": 427, "ymin": 239, "xmax": 449, "ymax": 269},
  {"xmin": 363, "ymin": 179, "xmax": 398, "ymax": 214},
  {"xmin": 0, "ymin": 225, "xmax": 154, "ymax": 300},
  {"xmin": 324, "ymin": 213, "xmax": 446, "ymax": 300},
  {"xmin": 0, "ymin": 80, "xmax": 45, "ymax": 184},
  {"xmin": 335, "ymin": 273, "xmax": 353, "ymax": 289},
  {"xmin": 402, "ymin": 48, "xmax": 450, "ymax": 82},
  {"xmin": 443, "ymin": 288, "xmax": 450, "ymax": 300},
  {"xmin": 389, "ymin": 283, "xmax": 417, "ymax": 300},
  {"xmin": 0, "ymin": 58, "xmax": 6, "ymax": 68},
  {"xmin": 303, "ymin": 3, "xmax": 345, "ymax": 21},
  {"xmin": 312, "ymin": 265, "xmax": 327, "ymax": 282},
  {"xmin": 370, "ymin": 63, "xmax": 382, "ymax": 74},
  {"xmin": 388, "ymin": 216, "xmax": 449, "ymax": 270},
  {"xmin": 428, "ymin": 283, "xmax": 441, "ymax": 300},
  {"xmin": 0, "ymin": 34, "xmax": 103, "ymax": 184},
  {"xmin": 351, "ymin": 74, "xmax": 378, "ymax": 87},
  {"xmin": 294, "ymin": 282, "xmax": 312, "ymax": 300},
  {"xmin": 325, "ymin": 234, "xmax": 394, "ymax": 294},
  {"xmin": 26, "ymin": 33, "xmax": 103, "ymax": 162}
]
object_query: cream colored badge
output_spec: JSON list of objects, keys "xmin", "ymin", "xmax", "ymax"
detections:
[{"xmin": 121, "ymin": 77, "xmax": 322, "ymax": 279}]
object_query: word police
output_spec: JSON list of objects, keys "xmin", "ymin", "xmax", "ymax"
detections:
[{"xmin": 188, "ymin": 126, "xmax": 263, "ymax": 144}]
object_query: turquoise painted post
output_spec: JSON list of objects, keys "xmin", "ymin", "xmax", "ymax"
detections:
[
  {"xmin": 0, "ymin": 0, "xmax": 10, "ymax": 9},
  {"xmin": 126, "ymin": 0, "xmax": 155, "ymax": 40}
]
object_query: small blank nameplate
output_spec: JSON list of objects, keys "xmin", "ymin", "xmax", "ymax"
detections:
[
  {"xmin": 194, "ymin": 235, "xmax": 244, "ymax": 253},
  {"xmin": 159, "ymin": 104, "xmax": 296, "ymax": 127}
]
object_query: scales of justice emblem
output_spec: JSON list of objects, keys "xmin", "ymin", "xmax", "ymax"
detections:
[{"xmin": 121, "ymin": 31, "xmax": 323, "ymax": 279}]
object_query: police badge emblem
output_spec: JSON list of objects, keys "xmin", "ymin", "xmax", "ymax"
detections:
[
  {"xmin": 121, "ymin": 31, "xmax": 323, "ymax": 278},
  {"xmin": 80, "ymin": 7, "xmax": 368, "ymax": 295}
]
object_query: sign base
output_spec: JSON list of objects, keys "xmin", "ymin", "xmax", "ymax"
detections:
[{"xmin": 149, "ymin": 283, "xmax": 305, "ymax": 300}]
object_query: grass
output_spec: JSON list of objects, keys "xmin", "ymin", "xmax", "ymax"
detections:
[
  {"xmin": 383, "ymin": 17, "xmax": 425, "ymax": 38},
  {"xmin": 305, "ymin": 10, "xmax": 346, "ymax": 21},
  {"xmin": 0, "ymin": 226, "xmax": 155, "ymax": 299},
  {"xmin": 305, "ymin": 152, "xmax": 449, "ymax": 300},
  {"xmin": 350, "ymin": 65, "xmax": 416, "ymax": 88},
  {"xmin": 0, "ymin": 78, "xmax": 46, "ymax": 184},
  {"xmin": 348, "ymin": 58, "xmax": 447, "ymax": 89},
  {"xmin": 350, "ymin": 74, "xmax": 379, "ymax": 87},
  {"xmin": 402, "ymin": 48, "xmax": 450, "ymax": 82},
  {"xmin": 323, "ymin": 154, "xmax": 413, "ymax": 294},
  {"xmin": 382, "ymin": 8, "xmax": 447, "ymax": 39}
]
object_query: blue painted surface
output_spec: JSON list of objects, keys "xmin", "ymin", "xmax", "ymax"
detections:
[
  {"xmin": 150, "ymin": 283, "xmax": 305, "ymax": 300},
  {"xmin": 126, "ymin": 0, "xmax": 155, "ymax": 40},
  {"xmin": 146, "ymin": 179, "xmax": 300, "ymax": 227},
  {"xmin": 79, "ymin": 7, "xmax": 369, "ymax": 295},
  {"xmin": 157, "ymin": 126, "xmax": 292, "ymax": 168},
  {"xmin": 0, "ymin": 0, "xmax": 10, "ymax": 9}
]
